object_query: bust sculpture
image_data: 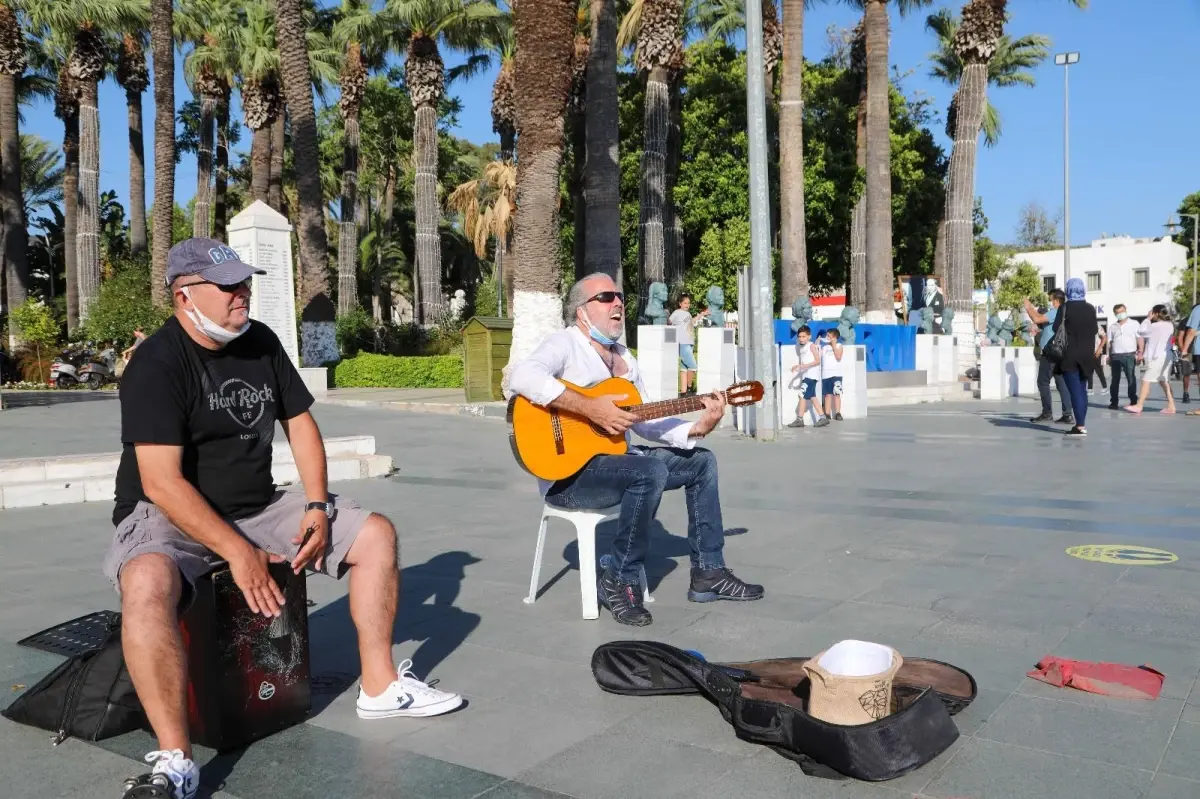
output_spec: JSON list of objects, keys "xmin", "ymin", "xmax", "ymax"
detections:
[
  {"xmin": 986, "ymin": 314, "xmax": 1015, "ymax": 345},
  {"xmin": 939, "ymin": 306, "xmax": 955, "ymax": 335},
  {"xmin": 640, "ymin": 282, "xmax": 669, "ymax": 325},
  {"xmin": 916, "ymin": 306, "xmax": 935, "ymax": 334},
  {"xmin": 789, "ymin": 294, "xmax": 814, "ymax": 334},
  {"xmin": 837, "ymin": 306, "xmax": 859, "ymax": 345},
  {"xmin": 705, "ymin": 286, "xmax": 725, "ymax": 327}
]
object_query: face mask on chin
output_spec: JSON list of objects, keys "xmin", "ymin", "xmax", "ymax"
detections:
[
  {"xmin": 181, "ymin": 286, "xmax": 250, "ymax": 345},
  {"xmin": 579, "ymin": 310, "xmax": 619, "ymax": 347}
]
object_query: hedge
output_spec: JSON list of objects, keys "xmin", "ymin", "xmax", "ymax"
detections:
[{"xmin": 333, "ymin": 353, "xmax": 464, "ymax": 389}]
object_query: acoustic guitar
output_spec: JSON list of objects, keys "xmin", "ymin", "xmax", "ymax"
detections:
[{"xmin": 507, "ymin": 377, "xmax": 764, "ymax": 481}]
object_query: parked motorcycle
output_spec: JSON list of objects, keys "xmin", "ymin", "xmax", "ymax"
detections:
[
  {"xmin": 79, "ymin": 347, "xmax": 119, "ymax": 390},
  {"xmin": 49, "ymin": 344, "xmax": 92, "ymax": 389}
]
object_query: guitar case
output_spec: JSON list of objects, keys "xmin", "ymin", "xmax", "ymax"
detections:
[{"xmin": 591, "ymin": 641, "xmax": 976, "ymax": 782}]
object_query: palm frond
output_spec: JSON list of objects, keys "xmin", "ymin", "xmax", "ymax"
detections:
[
  {"xmin": 446, "ymin": 51, "xmax": 491, "ymax": 86},
  {"xmin": 981, "ymin": 100, "xmax": 1001, "ymax": 148},
  {"xmin": 617, "ymin": 0, "xmax": 643, "ymax": 51}
]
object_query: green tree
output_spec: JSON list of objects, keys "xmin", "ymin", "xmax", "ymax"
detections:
[
  {"xmin": 81, "ymin": 254, "xmax": 171, "ymax": 345},
  {"xmin": 10, "ymin": 298, "xmax": 60, "ymax": 381},
  {"xmin": 995, "ymin": 260, "xmax": 1044, "ymax": 313}
]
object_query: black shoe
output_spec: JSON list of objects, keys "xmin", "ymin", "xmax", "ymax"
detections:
[
  {"xmin": 814, "ymin": 416, "xmax": 831, "ymax": 428},
  {"xmin": 597, "ymin": 570, "xmax": 652, "ymax": 626},
  {"xmin": 1184, "ymin": 393, "xmax": 1191, "ymax": 404},
  {"xmin": 1055, "ymin": 415, "xmax": 1075, "ymax": 425},
  {"xmin": 787, "ymin": 418, "xmax": 805, "ymax": 428},
  {"xmin": 688, "ymin": 567, "xmax": 765, "ymax": 603},
  {"xmin": 1065, "ymin": 426, "xmax": 1087, "ymax": 437},
  {"xmin": 1108, "ymin": 402, "xmax": 1119, "ymax": 410},
  {"xmin": 1030, "ymin": 412, "xmax": 1053, "ymax": 423},
  {"xmin": 834, "ymin": 413, "xmax": 844, "ymax": 421}
]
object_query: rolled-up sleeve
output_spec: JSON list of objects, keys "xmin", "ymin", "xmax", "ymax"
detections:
[{"xmin": 506, "ymin": 334, "xmax": 569, "ymax": 406}]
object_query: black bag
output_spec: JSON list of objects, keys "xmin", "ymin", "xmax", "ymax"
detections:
[
  {"xmin": 1042, "ymin": 303, "xmax": 1068, "ymax": 363},
  {"xmin": 592, "ymin": 641, "xmax": 975, "ymax": 782},
  {"xmin": 2, "ymin": 613, "xmax": 145, "ymax": 745}
]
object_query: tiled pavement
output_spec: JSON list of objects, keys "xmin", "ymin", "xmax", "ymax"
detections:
[{"xmin": 2, "ymin": 391, "xmax": 1200, "ymax": 798}]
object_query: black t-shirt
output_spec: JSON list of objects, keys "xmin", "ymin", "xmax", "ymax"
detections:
[{"xmin": 113, "ymin": 316, "xmax": 315, "ymax": 526}]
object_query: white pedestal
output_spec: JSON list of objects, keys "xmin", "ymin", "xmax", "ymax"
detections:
[
  {"xmin": 915, "ymin": 335, "xmax": 938, "ymax": 384},
  {"xmin": 980, "ymin": 346, "xmax": 1010, "ymax": 400},
  {"xmin": 1013, "ymin": 347, "xmax": 1038, "ymax": 397},
  {"xmin": 298, "ymin": 366, "xmax": 329, "ymax": 397},
  {"xmin": 637, "ymin": 325, "xmax": 678, "ymax": 402},
  {"xmin": 697, "ymin": 326, "xmax": 735, "ymax": 427},
  {"xmin": 841, "ymin": 345, "xmax": 868, "ymax": 419},
  {"xmin": 933, "ymin": 335, "xmax": 957, "ymax": 382},
  {"xmin": 951, "ymin": 316, "xmax": 977, "ymax": 378}
]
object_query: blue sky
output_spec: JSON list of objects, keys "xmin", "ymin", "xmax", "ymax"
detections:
[{"xmin": 19, "ymin": 0, "xmax": 1198, "ymax": 247}]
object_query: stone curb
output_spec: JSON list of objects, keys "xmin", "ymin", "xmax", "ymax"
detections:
[{"xmin": 315, "ymin": 397, "xmax": 509, "ymax": 419}]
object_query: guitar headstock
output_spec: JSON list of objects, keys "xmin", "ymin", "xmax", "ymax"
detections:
[{"xmin": 725, "ymin": 381, "xmax": 764, "ymax": 406}]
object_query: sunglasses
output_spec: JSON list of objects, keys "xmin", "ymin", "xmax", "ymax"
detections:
[
  {"xmin": 179, "ymin": 278, "xmax": 252, "ymax": 293},
  {"xmin": 587, "ymin": 291, "xmax": 624, "ymax": 305}
]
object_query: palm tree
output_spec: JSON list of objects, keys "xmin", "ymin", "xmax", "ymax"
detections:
[
  {"xmin": 569, "ymin": 31, "xmax": 588, "ymax": 281},
  {"xmin": 0, "ymin": 1, "xmax": 28, "ymax": 324},
  {"xmin": 777, "ymin": 0, "xmax": 806, "ymax": 308},
  {"xmin": 934, "ymin": 0, "xmax": 1080, "ymax": 324},
  {"xmin": 583, "ymin": 0, "xmax": 620, "ymax": 284},
  {"xmin": 234, "ymin": 1, "xmax": 280, "ymax": 205},
  {"xmin": 275, "ymin": 0, "xmax": 332, "ymax": 345},
  {"xmin": 116, "ymin": 30, "xmax": 148, "ymax": 254},
  {"xmin": 504, "ymin": 0, "xmax": 576, "ymax": 377},
  {"xmin": 333, "ymin": 0, "xmax": 391, "ymax": 316},
  {"xmin": 27, "ymin": 0, "xmax": 149, "ymax": 322},
  {"xmin": 848, "ymin": 19, "xmax": 865, "ymax": 309},
  {"xmin": 484, "ymin": 12, "xmax": 515, "ymax": 311},
  {"xmin": 20, "ymin": 134, "xmax": 63, "ymax": 219},
  {"xmin": 387, "ymin": 0, "xmax": 502, "ymax": 326},
  {"xmin": 150, "ymin": 0, "xmax": 173, "ymax": 306},
  {"xmin": 445, "ymin": 158, "xmax": 514, "ymax": 285},
  {"xmin": 47, "ymin": 45, "xmax": 81, "ymax": 329},
  {"xmin": 845, "ymin": 0, "xmax": 931, "ymax": 322}
]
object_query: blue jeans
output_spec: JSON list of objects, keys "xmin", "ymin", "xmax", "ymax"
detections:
[
  {"xmin": 1061, "ymin": 368, "xmax": 1089, "ymax": 426},
  {"xmin": 544, "ymin": 446, "xmax": 726, "ymax": 584}
]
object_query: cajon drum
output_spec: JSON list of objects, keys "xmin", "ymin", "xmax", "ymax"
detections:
[{"xmin": 179, "ymin": 563, "xmax": 311, "ymax": 751}]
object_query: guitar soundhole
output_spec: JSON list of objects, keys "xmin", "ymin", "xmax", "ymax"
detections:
[{"xmin": 551, "ymin": 412, "xmax": 565, "ymax": 455}]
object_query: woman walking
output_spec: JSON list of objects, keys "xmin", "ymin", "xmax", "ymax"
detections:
[
  {"xmin": 1052, "ymin": 277, "xmax": 1100, "ymax": 437},
  {"xmin": 1126, "ymin": 304, "xmax": 1177, "ymax": 415}
]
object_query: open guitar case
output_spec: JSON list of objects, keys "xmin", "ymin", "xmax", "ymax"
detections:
[{"xmin": 591, "ymin": 641, "xmax": 977, "ymax": 782}]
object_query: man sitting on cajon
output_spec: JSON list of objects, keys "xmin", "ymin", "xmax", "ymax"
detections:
[{"xmin": 103, "ymin": 238, "xmax": 462, "ymax": 799}]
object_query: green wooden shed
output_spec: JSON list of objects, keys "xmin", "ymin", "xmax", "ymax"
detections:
[{"xmin": 462, "ymin": 316, "xmax": 513, "ymax": 402}]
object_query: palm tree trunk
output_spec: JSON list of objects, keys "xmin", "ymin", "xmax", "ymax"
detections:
[
  {"xmin": 380, "ymin": 167, "xmax": 395, "ymax": 319},
  {"xmin": 126, "ymin": 88, "xmax": 148, "ymax": 254},
  {"xmin": 849, "ymin": 76, "xmax": 866, "ymax": 310},
  {"xmin": 150, "ymin": 0, "xmax": 174, "ymax": 307},
  {"xmin": 863, "ymin": 0, "xmax": 893, "ymax": 322},
  {"xmin": 76, "ymin": 80, "xmax": 101, "ymax": 323},
  {"xmin": 778, "ymin": 0, "xmax": 806, "ymax": 308},
  {"xmin": 638, "ymin": 64, "xmax": 670, "ymax": 307},
  {"xmin": 504, "ymin": 0, "xmax": 576, "ymax": 382},
  {"xmin": 213, "ymin": 90, "xmax": 229, "ymax": 240},
  {"xmin": 571, "ymin": 112, "xmax": 586, "ymax": 282},
  {"xmin": 933, "ymin": 217, "xmax": 946, "ymax": 280},
  {"xmin": 944, "ymin": 64, "xmax": 987, "ymax": 321},
  {"xmin": 498, "ymin": 237, "xmax": 512, "ymax": 317},
  {"xmin": 63, "ymin": 113, "xmax": 80, "ymax": 331},
  {"xmin": 268, "ymin": 112, "xmax": 284, "ymax": 212},
  {"xmin": 276, "ymin": 0, "xmax": 332, "ymax": 365},
  {"xmin": 338, "ymin": 111, "xmax": 360, "ymax": 315},
  {"xmin": 413, "ymin": 102, "xmax": 442, "ymax": 325},
  {"xmin": 250, "ymin": 125, "xmax": 270, "ymax": 203},
  {"xmin": 194, "ymin": 96, "xmax": 215, "ymax": 238},
  {"xmin": 583, "ymin": 0, "xmax": 620, "ymax": 282},
  {"xmin": 664, "ymin": 74, "xmax": 683, "ymax": 289},
  {"xmin": 0, "ymin": 72, "xmax": 26, "ymax": 321}
]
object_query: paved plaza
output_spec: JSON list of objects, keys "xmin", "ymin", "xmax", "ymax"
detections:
[{"xmin": 2, "ymin": 392, "xmax": 1200, "ymax": 798}]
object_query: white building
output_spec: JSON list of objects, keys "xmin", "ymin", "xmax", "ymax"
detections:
[{"xmin": 1012, "ymin": 235, "xmax": 1186, "ymax": 320}]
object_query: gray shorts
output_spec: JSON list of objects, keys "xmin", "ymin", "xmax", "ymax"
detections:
[{"xmin": 102, "ymin": 489, "xmax": 375, "ymax": 592}]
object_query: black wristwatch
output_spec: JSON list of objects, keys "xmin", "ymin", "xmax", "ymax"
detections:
[{"xmin": 305, "ymin": 500, "xmax": 334, "ymax": 516}]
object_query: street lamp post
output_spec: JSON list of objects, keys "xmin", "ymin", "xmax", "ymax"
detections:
[
  {"xmin": 1055, "ymin": 52, "xmax": 1079, "ymax": 283},
  {"xmin": 1166, "ymin": 214, "xmax": 1200, "ymax": 309}
]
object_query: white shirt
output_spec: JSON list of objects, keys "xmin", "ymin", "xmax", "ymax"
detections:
[
  {"xmin": 1138, "ymin": 319, "xmax": 1174, "ymax": 362},
  {"xmin": 506, "ymin": 326, "xmax": 696, "ymax": 496},
  {"xmin": 1109, "ymin": 318, "xmax": 1139, "ymax": 355},
  {"xmin": 668, "ymin": 309, "xmax": 694, "ymax": 345},
  {"xmin": 820, "ymin": 340, "xmax": 844, "ymax": 378},
  {"xmin": 796, "ymin": 340, "xmax": 820, "ymax": 381}
]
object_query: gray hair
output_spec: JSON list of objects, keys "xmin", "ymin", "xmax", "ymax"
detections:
[{"xmin": 563, "ymin": 275, "xmax": 609, "ymax": 324}]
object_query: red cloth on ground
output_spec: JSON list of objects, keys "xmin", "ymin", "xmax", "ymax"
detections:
[{"xmin": 1028, "ymin": 656, "xmax": 1165, "ymax": 700}]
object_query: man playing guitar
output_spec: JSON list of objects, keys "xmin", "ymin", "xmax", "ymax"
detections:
[{"xmin": 507, "ymin": 274, "xmax": 765, "ymax": 626}]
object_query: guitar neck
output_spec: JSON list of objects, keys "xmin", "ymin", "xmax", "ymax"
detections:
[{"xmin": 629, "ymin": 390, "xmax": 727, "ymax": 422}]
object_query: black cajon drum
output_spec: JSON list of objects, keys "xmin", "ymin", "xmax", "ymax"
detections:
[{"xmin": 179, "ymin": 563, "xmax": 312, "ymax": 751}]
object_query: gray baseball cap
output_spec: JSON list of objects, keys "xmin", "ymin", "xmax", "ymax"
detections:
[{"xmin": 165, "ymin": 237, "xmax": 266, "ymax": 287}]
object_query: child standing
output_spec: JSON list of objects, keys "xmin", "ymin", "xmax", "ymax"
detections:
[
  {"xmin": 787, "ymin": 326, "xmax": 829, "ymax": 428},
  {"xmin": 1127, "ymin": 304, "xmax": 1177, "ymax": 414},
  {"xmin": 820, "ymin": 328, "xmax": 845, "ymax": 421}
]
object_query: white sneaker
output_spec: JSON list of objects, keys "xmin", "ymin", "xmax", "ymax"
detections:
[
  {"xmin": 356, "ymin": 659, "xmax": 463, "ymax": 719},
  {"xmin": 145, "ymin": 749, "xmax": 200, "ymax": 799}
]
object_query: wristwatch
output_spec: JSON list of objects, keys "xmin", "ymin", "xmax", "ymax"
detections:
[{"xmin": 305, "ymin": 500, "xmax": 334, "ymax": 516}]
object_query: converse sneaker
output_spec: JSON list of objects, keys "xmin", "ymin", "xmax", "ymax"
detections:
[
  {"xmin": 687, "ymin": 567, "xmax": 765, "ymax": 603},
  {"xmin": 121, "ymin": 749, "xmax": 199, "ymax": 799},
  {"xmin": 356, "ymin": 659, "xmax": 463, "ymax": 719},
  {"xmin": 597, "ymin": 569, "xmax": 653, "ymax": 626}
]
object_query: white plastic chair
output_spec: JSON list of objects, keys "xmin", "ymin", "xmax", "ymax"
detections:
[{"xmin": 524, "ymin": 503, "xmax": 654, "ymax": 620}]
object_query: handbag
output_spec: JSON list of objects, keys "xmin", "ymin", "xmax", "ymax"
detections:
[{"xmin": 1042, "ymin": 303, "xmax": 1068, "ymax": 363}]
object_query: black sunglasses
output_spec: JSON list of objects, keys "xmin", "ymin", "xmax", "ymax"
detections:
[
  {"xmin": 587, "ymin": 291, "xmax": 624, "ymax": 305},
  {"xmin": 180, "ymin": 278, "xmax": 252, "ymax": 293}
]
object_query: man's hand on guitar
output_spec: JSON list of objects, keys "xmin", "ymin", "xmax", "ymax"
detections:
[
  {"xmin": 689, "ymin": 392, "xmax": 727, "ymax": 438},
  {"xmin": 589, "ymin": 394, "xmax": 638, "ymax": 435}
]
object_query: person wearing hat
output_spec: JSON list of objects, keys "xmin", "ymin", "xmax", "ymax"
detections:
[{"xmin": 104, "ymin": 238, "xmax": 462, "ymax": 799}]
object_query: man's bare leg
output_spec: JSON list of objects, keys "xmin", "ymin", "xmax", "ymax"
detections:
[
  {"xmin": 343, "ymin": 513, "xmax": 400, "ymax": 696},
  {"xmin": 120, "ymin": 553, "xmax": 191, "ymax": 757}
]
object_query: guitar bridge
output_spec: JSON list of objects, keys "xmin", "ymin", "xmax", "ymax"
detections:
[{"xmin": 550, "ymin": 411, "xmax": 565, "ymax": 455}]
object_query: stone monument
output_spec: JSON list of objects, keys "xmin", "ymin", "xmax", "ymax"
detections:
[
  {"xmin": 837, "ymin": 307, "xmax": 859, "ymax": 345},
  {"xmin": 227, "ymin": 200, "xmax": 330, "ymax": 395},
  {"xmin": 640, "ymin": 282, "xmax": 669, "ymax": 325}
]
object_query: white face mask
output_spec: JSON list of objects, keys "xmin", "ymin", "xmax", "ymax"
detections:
[{"xmin": 181, "ymin": 286, "xmax": 250, "ymax": 344}]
